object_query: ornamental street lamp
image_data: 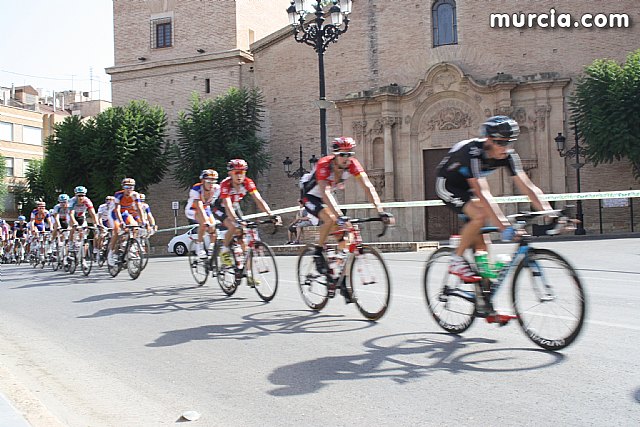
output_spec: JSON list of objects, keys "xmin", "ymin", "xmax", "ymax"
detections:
[
  {"xmin": 555, "ymin": 121, "xmax": 587, "ymax": 235},
  {"xmin": 283, "ymin": 144, "xmax": 318, "ymax": 180},
  {"xmin": 284, "ymin": 145, "xmax": 319, "ymax": 197},
  {"xmin": 287, "ymin": 0, "xmax": 352, "ymax": 156}
]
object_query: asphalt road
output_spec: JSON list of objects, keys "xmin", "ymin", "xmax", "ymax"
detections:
[{"xmin": 0, "ymin": 239, "xmax": 639, "ymax": 426}]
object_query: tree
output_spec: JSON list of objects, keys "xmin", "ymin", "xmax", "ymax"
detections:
[
  {"xmin": 570, "ymin": 48, "xmax": 640, "ymax": 178},
  {"xmin": 41, "ymin": 101, "xmax": 170, "ymax": 198},
  {"xmin": 84, "ymin": 100, "xmax": 170, "ymax": 195},
  {"xmin": 14, "ymin": 159, "xmax": 52, "ymax": 215},
  {"xmin": 172, "ymin": 87, "xmax": 270, "ymax": 189}
]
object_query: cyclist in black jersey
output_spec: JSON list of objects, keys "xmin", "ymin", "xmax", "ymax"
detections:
[{"xmin": 435, "ymin": 115, "xmax": 553, "ymax": 282}]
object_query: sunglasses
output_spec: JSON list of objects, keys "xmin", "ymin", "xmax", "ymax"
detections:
[
  {"xmin": 494, "ymin": 139, "xmax": 515, "ymax": 147},
  {"xmin": 336, "ymin": 152, "xmax": 355, "ymax": 158},
  {"xmin": 76, "ymin": 194, "xmax": 86, "ymax": 197},
  {"xmin": 123, "ymin": 185, "xmax": 135, "ymax": 190},
  {"xmin": 231, "ymin": 170, "xmax": 246, "ymax": 175}
]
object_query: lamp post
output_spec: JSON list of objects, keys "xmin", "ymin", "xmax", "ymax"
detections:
[
  {"xmin": 283, "ymin": 144, "xmax": 318, "ymax": 180},
  {"xmin": 287, "ymin": 0, "xmax": 352, "ymax": 156},
  {"xmin": 555, "ymin": 121, "xmax": 587, "ymax": 235}
]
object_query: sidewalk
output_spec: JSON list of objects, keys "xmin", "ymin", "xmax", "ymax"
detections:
[{"xmin": 0, "ymin": 393, "xmax": 30, "ymax": 427}]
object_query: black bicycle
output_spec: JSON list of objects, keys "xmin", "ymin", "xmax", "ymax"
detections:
[
  {"xmin": 189, "ymin": 218, "xmax": 279, "ymax": 302},
  {"xmin": 108, "ymin": 225, "xmax": 143, "ymax": 279},
  {"xmin": 297, "ymin": 216, "xmax": 392, "ymax": 321},
  {"xmin": 424, "ymin": 209, "xmax": 586, "ymax": 351}
]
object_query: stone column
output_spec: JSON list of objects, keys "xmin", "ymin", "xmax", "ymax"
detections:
[{"xmin": 382, "ymin": 116, "xmax": 398, "ymax": 201}]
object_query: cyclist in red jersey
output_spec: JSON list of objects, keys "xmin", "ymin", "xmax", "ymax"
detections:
[
  {"xmin": 300, "ymin": 137, "xmax": 394, "ymax": 273},
  {"xmin": 212, "ymin": 159, "xmax": 281, "ymax": 272}
]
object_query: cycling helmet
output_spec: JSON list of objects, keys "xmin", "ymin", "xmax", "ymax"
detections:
[
  {"xmin": 74, "ymin": 186, "xmax": 87, "ymax": 195},
  {"xmin": 105, "ymin": 195, "xmax": 115, "ymax": 203},
  {"xmin": 36, "ymin": 201, "xmax": 46, "ymax": 207},
  {"xmin": 58, "ymin": 194, "xmax": 70, "ymax": 203},
  {"xmin": 139, "ymin": 193, "xmax": 146, "ymax": 202},
  {"xmin": 199, "ymin": 169, "xmax": 219, "ymax": 180},
  {"xmin": 227, "ymin": 159, "xmax": 248, "ymax": 172},
  {"xmin": 18, "ymin": 215, "xmax": 26, "ymax": 221},
  {"xmin": 332, "ymin": 137, "xmax": 356, "ymax": 153},
  {"xmin": 121, "ymin": 177, "xmax": 136, "ymax": 187},
  {"xmin": 481, "ymin": 116, "xmax": 520, "ymax": 141}
]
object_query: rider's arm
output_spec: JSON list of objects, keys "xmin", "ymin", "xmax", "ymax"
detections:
[
  {"xmin": 195, "ymin": 199, "xmax": 213, "ymax": 226},
  {"xmin": 69, "ymin": 209, "xmax": 79, "ymax": 227},
  {"xmin": 513, "ymin": 172, "xmax": 553, "ymax": 212},
  {"xmin": 89, "ymin": 207, "xmax": 100, "ymax": 227},
  {"xmin": 468, "ymin": 177, "xmax": 511, "ymax": 231},
  {"xmin": 250, "ymin": 190, "xmax": 275, "ymax": 217},
  {"xmin": 355, "ymin": 172, "xmax": 384, "ymax": 214}
]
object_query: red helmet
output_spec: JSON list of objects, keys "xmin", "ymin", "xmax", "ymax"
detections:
[
  {"xmin": 227, "ymin": 159, "xmax": 248, "ymax": 172},
  {"xmin": 332, "ymin": 137, "xmax": 356, "ymax": 153}
]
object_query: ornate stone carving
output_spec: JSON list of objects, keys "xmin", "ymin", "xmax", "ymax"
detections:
[
  {"xmin": 484, "ymin": 108, "xmax": 493, "ymax": 117},
  {"xmin": 368, "ymin": 170, "xmax": 385, "ymax": 194},
  {"xmin": 425, "ymin": 107, "xmax": 473, "ymax": 131},
  {"xmin": 494, "ymin": 106, "xmax": 514, "ymax": 116},
  {"xmin": 533, "ymin": 105, "xmax": 551, "ymax": 131},
  {"xmin": 352, "ymin": 120, "xmax": 367, "ymax": 135},
  {"xmin": 372, "ymin": 119, "xmax": 384, "ymax": 134},
  {"xmin": 405, "ymin": 115, "xmax": 412, "ymax": 125},
  {"xmin": 382, "ymin": 116, "xmax": 400, "ymax": 128},
  {"xmin": 513, "ymin": 107, "xmax": 527, "ymax": 124},
  {"xmin": 474, "ymin": 95, "xmax": 482, "ymax": 103},
  {"xmin": 435, "ymin": 72, "xmax": 456, "ymax": 91}
]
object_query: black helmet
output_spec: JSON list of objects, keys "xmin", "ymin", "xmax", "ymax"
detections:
[{"xmin": 482, "ymin": 116, "xmax": 520, "ymax": 141}]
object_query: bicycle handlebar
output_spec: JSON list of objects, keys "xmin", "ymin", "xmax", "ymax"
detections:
[{"xmin": 345, "ymin": 216, "xmax": 391, "ymax": 238}]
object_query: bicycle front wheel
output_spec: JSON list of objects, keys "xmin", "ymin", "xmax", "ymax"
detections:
[
  {"xmin": 188, "ymin": 249, "xmax": 209, "ymax": 286},
  {"xmin": 249, "ymin": 242, "xmax": 278, "ymax": 302},
  {"xmin": 215, "ymin": 244, "xmax": 239, "ymax": 296},
  {"xmin": 81, "ymin": 240, "xmax": 93, "ymax": 276},
  {"xmin": 512, "ymin": 248, "xmax": 586, "ymax": 351},
  {"xmin": 348, "ymin": 246, "xmax": 391, "ymax": 321},
  {"xmin": 297, "ymin": 245, "xmax": 329, "ymax": 311},
  {"xmin": 126, "ymin": 239, "xmax": 143, "ymax": 280},
  {"xmin": 140, "ymin": 237, "xmax": 150, "ymax": 270},
  {"xmin": 424, "ymin": 247, "xmax": 477, "ymax": 334}
]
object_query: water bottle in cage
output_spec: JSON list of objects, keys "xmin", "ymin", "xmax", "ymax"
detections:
[{"xmin": 232, "ymin": 241, "xmax": 244, "ymax": 269}]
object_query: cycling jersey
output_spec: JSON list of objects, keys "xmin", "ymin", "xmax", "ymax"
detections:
[
  {"xmin": 435, "ymin": 138, "xmax": 524, "ymax": 211},
  {"xmin": 30, "ymin": 208, "xmax": 51, "ymax": 231},
  {"xmin": 113, "ymin": 190, "xmax": 141, "ymax": 216},
  {"xmin": 51, "ymin": 203, "xmax": 71, "ymax": 220},
  {"xmin": 185, "ymin": 182, "xmax": 220, "ymax": 213},
  {"xmin": 12, "ymin": 222, "xmax": 28, "ymax": 239},
  {"xmin": 214, "ymin": 177, "xmax": 256, "ymax": 209},
  {"xmin": 69, "ymin": 196, "xmax": 95, "ymax": 217},
  {"xmin": 301, "ymin": 154, "xmax": 365, "ymax": 198}
]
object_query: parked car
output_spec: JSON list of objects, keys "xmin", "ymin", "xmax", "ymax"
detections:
[{"xmin": 167, "ymin": 226, "xmax": 213, "ymax": 256}]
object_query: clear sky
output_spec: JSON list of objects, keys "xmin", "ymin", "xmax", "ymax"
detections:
[{"xmin": 0, "ymin": 0, "xmax": 114, "ymax": 101}]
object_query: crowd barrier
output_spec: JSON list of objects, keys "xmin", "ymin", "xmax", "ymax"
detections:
[{"xmin": 155, "ymin": 190, "xmax": 640, "ymax": 235}]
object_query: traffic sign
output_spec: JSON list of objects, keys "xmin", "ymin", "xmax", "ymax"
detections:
[{"xmin": 171, "ymin": 201, "xmax": 179, "ymax": 210}]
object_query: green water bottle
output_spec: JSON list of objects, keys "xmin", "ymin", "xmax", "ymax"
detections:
[
  {"xmin": 493, "ymin": 254, "xmax": 512, "ymax": 277},
  {"xmin": 474, "ymin": 251, "xmax": 492, "ymax": 278}
]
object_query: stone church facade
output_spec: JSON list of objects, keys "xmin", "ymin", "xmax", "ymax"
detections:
[{"xmin": 107, "ymin": 0, "xmax": 639, "ymax": 242}]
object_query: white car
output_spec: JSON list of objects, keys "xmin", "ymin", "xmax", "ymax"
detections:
[{"xmin": 167, "ymin": 226, "xmax": 213, "ymax": 256}]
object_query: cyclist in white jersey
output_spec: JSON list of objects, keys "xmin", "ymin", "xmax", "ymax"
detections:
[{"xmin": 185, "ymin": 169, "xmax": 220, "ymax": 258}]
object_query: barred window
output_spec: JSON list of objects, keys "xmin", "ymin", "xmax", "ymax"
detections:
[
  {"xmin": 151, "ymin": 17, "xmax": 172, "ymax": 49},
  {"xmin": 432, "ymin": 0, "xmax": 458, "ymax": 47}
]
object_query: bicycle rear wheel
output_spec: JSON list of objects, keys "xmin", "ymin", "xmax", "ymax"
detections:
[
  {"xmin": 126, "ymin": 239, "xmax": 143, "ymax": 280},
  {"xmin": 348, "ymin": 245, "xmax": 391, "ymax": 321},
  {"xmin": 297, "ymin": 245, "xmax": 329, "ymax": 311},
  {"xmin": 249, "ymin": 242, "xmax": 278, "ymax": 302},
  {"xmin": 424, "ymin": 247, "xmax": 477, "ymax": 334},
  {"xmin": 188, "ymin": 249, "xmax": 209, "ymax": 286},
  {"xmin": 512, "ymin": 248, "xmax": 586, "ymax": 351}
]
